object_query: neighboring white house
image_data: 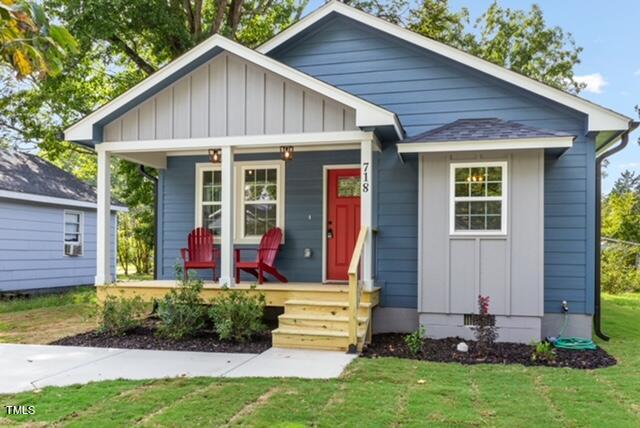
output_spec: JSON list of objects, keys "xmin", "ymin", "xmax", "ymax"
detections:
[{"xmin": 0, "ymin": 150, "xmax": 125, "ymax": 293}]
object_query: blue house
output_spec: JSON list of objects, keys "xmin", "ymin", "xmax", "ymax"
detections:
[
  {"xmin": 0, "ymin": 150, "xmax": 123, "ymax": 293},
  {"xmin": 64, "ymin": 1, "xmax": 636, "ymax": 350}
]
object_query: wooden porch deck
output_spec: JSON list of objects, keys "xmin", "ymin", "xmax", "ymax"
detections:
[{"xmin": 97, "ymin": 280, "xmax": 380, "ymax": 307}]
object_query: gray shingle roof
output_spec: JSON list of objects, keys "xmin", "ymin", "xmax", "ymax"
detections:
[
  {"xmin": 402, "ymin": 118, "xmax": 574, "ymax": 143},
  {"xmin": 0, "ymin": 149, "xmax": 124, "ymax": 207}
]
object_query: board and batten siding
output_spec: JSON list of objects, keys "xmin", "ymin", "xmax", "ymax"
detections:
[
  {"xmin": 271, "ymin": 15, "xmax": 593, "ymax": 314},
  {"xmin": 102, "ymin": 52, "xmax": 356, "ymax": 142},
  {"xmin": 158, "ymin": 151, "xmax": 361, "ymax": 282},
  {"xmin": 0, "ymin": 199, "xmax": 117, "ymax": 291},
  {"xmin": 420, "ymin": 150, "xmax": 544, "ymax": 317}
]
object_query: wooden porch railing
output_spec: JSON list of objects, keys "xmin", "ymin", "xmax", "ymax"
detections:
[{"xmin": 347, "ymin": 226, "xmax": 368, "ymax": 353}]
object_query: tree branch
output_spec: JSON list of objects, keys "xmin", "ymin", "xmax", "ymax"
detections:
[
  {"xmin": 108, "ymin": 35, "xmax": 157, "ymax": 76},
  {"xmin": 213, "ymin": 0, "xmax": 228, "ymax": 34}
]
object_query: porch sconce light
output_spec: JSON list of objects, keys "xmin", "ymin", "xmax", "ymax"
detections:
[
  {"xmin": 208, "ymin": 148, "xmax": 221, "ymax": 164},
  {"xmin": 280, "ymin": 145, "xmax": 294, "ymax": 162}
]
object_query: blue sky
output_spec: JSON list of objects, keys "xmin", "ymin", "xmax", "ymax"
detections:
[{"xmin": 305, "ymin": 1, "xmax": 639, "ymax": 192}]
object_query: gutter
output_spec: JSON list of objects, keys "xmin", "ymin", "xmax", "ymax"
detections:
[
  {"xmin": 594, "ymin": 121, "xmax": 639, "ymax": 340},
  {"xmin": 139, "ymin": 165, "xmax": 159, "ymax": 280}
]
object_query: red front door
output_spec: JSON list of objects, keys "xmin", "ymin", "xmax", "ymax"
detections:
[{"xmin": 327, "ymin": 168, "xmax": 361, "ymax": 281}]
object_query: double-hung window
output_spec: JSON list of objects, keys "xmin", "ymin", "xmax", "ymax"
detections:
[
  {"xmin": 450, "ymin": 162, "xmax": 507, "ymax": 234},
  {"xmin": 239, "ymin": 162, "xmax": 284, "ymax": 243},
  {"xmin": 64, "ymin": 210, "xmax": 84, "ymax": 256},
  {"xmin": 196, "ymin": 166, "xmax": 223, "ymax": 237},
  {"xmin": 195, "ymin": 161, "xmax": 284, "ymax": 244}
]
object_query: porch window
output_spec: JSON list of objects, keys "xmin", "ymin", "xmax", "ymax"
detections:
[
  {"xmin": 450, "ymin": 162, "xmax": 507, "ymax": 235},
  {"xmin": 196, "ymin": 166, "xmax": 222, "ymax": 237},
  {"xmin": 239, "ymin": 161, "xmax": 284, "ymax": 243},
  {"xmin": 196, "ymin": 161, "xmax": 285, "ymax": 244}
]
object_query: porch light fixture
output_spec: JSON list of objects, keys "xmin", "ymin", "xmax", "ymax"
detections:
[
  {"xmin": 208, "ymin": 148, "xmax": 221, "ymax": 164},
  {"xmin": 280, "ymin": 145, "xmax": 294, "ymax": 162}
]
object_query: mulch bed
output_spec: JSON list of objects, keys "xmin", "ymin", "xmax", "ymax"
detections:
[
  {"xmin": 50, "ymin": 317, "xmax": 272, "ymax": 354},
  {"xmin": 361, "ymin": 334, "xmax": 617, "ymax": 369}
]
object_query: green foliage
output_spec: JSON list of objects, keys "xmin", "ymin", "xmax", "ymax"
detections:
[
  {"xmin": 403, "ymin": 326, "xmax": 425, "ymax": 356},
  {"xmin": 530, "ymin": 340, "xmax": 556, "ymax": 363},
  {"xmin": 156, "ymin": 267, "xmax": 207, "ymax": 339},
  {"xmin": 603, "ymin": 191, "xmax": 640, "ymax": 244},
  {"xmin": 602, "ymin": 244, "xmax": 640, "ymax": 294},
  {"xmin": 0, "ymin": 0, "xmax": 78, "ymax": 79},
  {"xmin": 97, "ymin": 293, "xmax": 147, "ymax": 336},
  {"xmin": 407, "ymin": 1, "xmax": 583, "ymax": 93},
  {"xmin": 208, "ymin": 286, "xmax": 267, "ymax": 342}
]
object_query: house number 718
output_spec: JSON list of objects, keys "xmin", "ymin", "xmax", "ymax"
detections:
[{"xmin": 362, "ymin": 162, "xmax": 369, "ymax": 193}]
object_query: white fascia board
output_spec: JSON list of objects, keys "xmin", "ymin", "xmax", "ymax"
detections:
[
  {"xmin": 0, "ymin": 190, "xmax": 128, "ymax": 212},
  {"xmin": 396, "ymin": 136, "xmax": 574, "ymax": 154},
  {"xmin": 96, "ymin": 130, "xmax": 374, "ymax": 154},
  {"xmin": 258, "ymin": 1, "xmax": 631, "ymax": 133},
  {"xmin": 64, "ymin": 34, "xmax": 400, "ymax": 142}
]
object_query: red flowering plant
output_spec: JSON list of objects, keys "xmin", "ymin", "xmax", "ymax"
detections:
[{"xmin": 471, "ymin": 295, "xmax": 499, "ymax": 355}]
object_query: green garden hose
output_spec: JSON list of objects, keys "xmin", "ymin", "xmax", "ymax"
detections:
[{"xmin": 552, "ymin": 311, "xmax": 598, "ymax": 351}]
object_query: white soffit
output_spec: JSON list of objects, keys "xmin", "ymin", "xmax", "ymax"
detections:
[{"xmin": 396, "ymin": 136, "xmax": 575, "ymax": 153}]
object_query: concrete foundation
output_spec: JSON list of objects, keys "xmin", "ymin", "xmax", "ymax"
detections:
[
  {"xmin": 542, "ymin": 313, "xmax": 592, "ymax": 339},
  {"xmin": 372, "ymin": 307, "xmax": 419, "ymax": 333},
  {"xmin": 419, "ymin": 313, "xmax": 542, "ymax": 344}
]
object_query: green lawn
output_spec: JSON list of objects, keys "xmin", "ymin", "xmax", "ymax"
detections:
[
  {"xmin": 0, "ymin": 287, "xmax": 96, "ymax": 344},
  {"xmin": 1, "ymin": 294, "xmax": 640, "ymax": 427}
]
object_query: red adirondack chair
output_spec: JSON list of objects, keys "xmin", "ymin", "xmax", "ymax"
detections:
[
  {"xmin": 180, "ymin": 228, "xmax": 219, "ymax": 280},
  {"xmin": 235, "ymin": 227, "xmax": 288, "ymax": 284}
]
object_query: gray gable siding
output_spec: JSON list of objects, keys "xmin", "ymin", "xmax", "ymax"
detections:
[
  {"xmin": 0, "ymin": 199, "xmax": 117, "ymax": 291},
  {"xmin": 271, "ymin": 16, "xmax": 594, "ymax": 313},
  {"xmin": 159, "ymin": 151, "xmax": 361, "ymax": 282},
  {"xmin": 103, "ymin": 52, "xmax": 356, "ymax": 143}
]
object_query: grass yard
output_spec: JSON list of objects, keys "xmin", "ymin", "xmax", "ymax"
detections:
[
  {"xmin": 1, "ymin": 293, "xmax": 639, "ymax": 427},
  {"xmin": 0, "ymin": 287, "xmax": 96, "ymax": 344}
]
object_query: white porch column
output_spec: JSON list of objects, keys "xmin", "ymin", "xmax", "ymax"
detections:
[
  {"xmin": 95, "ymin": 149, "xmax": 112, "ymax": 285},
  {"xmin": 219, "ymin": 146, "xmax": 235, "ymax": 286},
  {"xmin": 361, "ymin": 138, "xmax": 374, "ymax": 291}
]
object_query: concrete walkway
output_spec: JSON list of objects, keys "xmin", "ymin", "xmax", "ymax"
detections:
[{"xmin": 0, "ymin": 344, "xmax": 356, "ymax": 394}]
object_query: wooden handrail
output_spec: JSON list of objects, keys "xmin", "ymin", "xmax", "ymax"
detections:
[{"xmin": 347, "ymin": 226, "xmax": 368, "ymax": 352}]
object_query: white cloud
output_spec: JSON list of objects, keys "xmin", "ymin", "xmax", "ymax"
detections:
[
  {"xmin": 574, "ymin": 73, "xmax": 608, "ymax": 94},
  {"xmin": 634, "ymin": 69, "xmax": 640, "ymax": 76}
]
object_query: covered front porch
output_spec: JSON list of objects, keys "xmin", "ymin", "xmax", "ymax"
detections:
[{"xmin": 94, "ymin": 130, "xmax": 381, "ymax": 351}]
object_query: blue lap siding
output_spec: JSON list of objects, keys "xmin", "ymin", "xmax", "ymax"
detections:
[
  {"xmin": 268, "ymin": 15, "xmax": 594, "ymax": 313},
  {"xmin": 0, "ymin": 199, "xmax": 118, "ymax": 291},
  {"xmin": 158, "ymin": 151, "xmax": 361, "ymax": 283}
]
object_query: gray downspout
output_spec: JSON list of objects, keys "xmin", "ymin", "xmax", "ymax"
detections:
[
  {"xmin": 594, "ymin": 126, "xmax": 636, "ymax": 340},
  {"xmin": 139, "ymin": 165, "xmax": 159, "ymax": 280}
]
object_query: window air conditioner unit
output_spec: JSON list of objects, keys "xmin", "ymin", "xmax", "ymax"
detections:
[{"xmin": 64, "ymin": 243, "xmax": 82, "ymax": 256}]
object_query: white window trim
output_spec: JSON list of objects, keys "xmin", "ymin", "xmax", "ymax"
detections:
[
  {"xmin": 449, "ymin": 161, "xmax": 508, "ymax": 236},
  {"xmin": 195, "ymin": 163, "xmax": 223, "ymax": 238},
  {"xmin": 236, "ymin": 160, "xmax": 285, "ymax": 245},
  {"xmin": 195, "ymin": 160, "xmax": 286, "ymax": 245},
  {"xmin": 63, "ymin": 210, "xmax": 84, "ymax": 256}
]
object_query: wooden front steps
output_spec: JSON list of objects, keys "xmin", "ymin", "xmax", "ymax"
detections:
[{"xmin": 272, "ymin": 299, "xmax": 374, "ymax": 352}]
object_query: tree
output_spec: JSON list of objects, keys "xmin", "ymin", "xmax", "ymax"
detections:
[
  {"xmin": 0, "ymin": 0, "xmax": 77, "ymax": 79},
  {"xmin": 407, "ymin": 0, "xmax": 584, "ymax": 93},
  {"xmin": 0, "ymin": 0, "xmax": 308, "ymax": 275}
]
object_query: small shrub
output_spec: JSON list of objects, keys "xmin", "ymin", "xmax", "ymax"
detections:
[
  {"xmin": 471, "ymin": 295, "xmax": 499, "ymax": 355},
  {"xmin": 156, "ymin": 266, "xmax": 207, "ymax": 339},
  {"xmin": 601, "ymin": 245, "xmax": 640, "ymax": 294},
  {"xmin": 208, "ymin": 286, "xmax": 267, "ymax": 342},
  {"xmin": 404, "ymin": 326, "xmax": 425, "ymax": 356},
  {"xmin": 97, "ymin": 293, "xmax": 146, "ymax": 336},
  {"xmin": 531, "ymin": 340, "xmax": 557, "ymax": 363}
]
